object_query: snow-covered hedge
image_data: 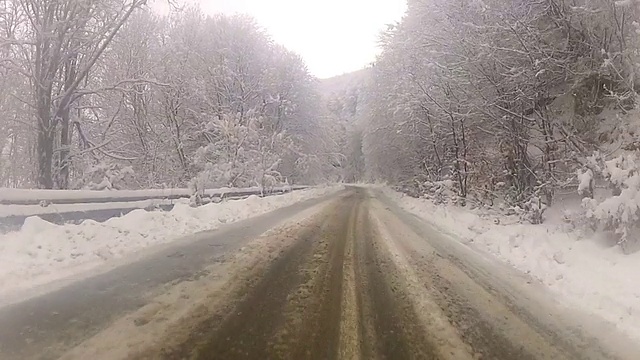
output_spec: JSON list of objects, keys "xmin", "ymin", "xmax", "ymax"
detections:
[{"xmin": 581, "ymin": 152, "xmax": 640, "ymax": 253}]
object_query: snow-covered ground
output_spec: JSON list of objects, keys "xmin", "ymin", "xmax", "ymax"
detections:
[
  {"xmin": 0, "ymin": 186, "xmax": 340, "ymax": 304},
  {"xmin": 383, "ymin": 187, "xmax": 640, "ymax": 343}
]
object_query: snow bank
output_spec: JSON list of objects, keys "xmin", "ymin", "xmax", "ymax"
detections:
[
  {"xmin": 0, "ymin": 186, "xmax": 340, "ymax": 302},
  {"xmin": 383, "ymin": 187, "xmax": 640, "ymax": 342}
]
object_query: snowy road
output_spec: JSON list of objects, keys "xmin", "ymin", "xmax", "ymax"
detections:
[
  {"xmin": 0, "ymin": 187, "xmax": 637, "ymax": 359},
  {"xmin": 0, "ymin": 191, "xmax": 338, "ymax": 360}
]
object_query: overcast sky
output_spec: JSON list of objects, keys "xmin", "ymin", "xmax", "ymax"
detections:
[{"xmin": 167, "ymin": 0, "xmax": 407, "ymax": 79}]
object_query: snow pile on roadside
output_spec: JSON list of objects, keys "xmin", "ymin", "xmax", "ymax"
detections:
[
  {"xmin": 0, "ymin": 186, "xmax": 341, "ymax": 299},
  {"xmin": 383, "ymin": 187, "xmax": 640, "ymax": 342}
]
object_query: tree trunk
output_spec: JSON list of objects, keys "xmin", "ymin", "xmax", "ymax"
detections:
[
  {"xmin": 36, "ymin": 122, "xmax": 54, "ymax": 189},
  {"xmin": 57, "ymin": 105, "xmax": 71, "ymax": 189},
  {"xmin": 36, "ymin": 80, "xmax": 54, "ymax": 189},
  {"xmin": 57, "ymin": 55, "xmax": 77, "ymax": 189}
]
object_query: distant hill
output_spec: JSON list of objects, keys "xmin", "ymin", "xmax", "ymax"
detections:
[
  {"xmin": 317, "ymin": 68, "xmax": 371, "ymax": 183},
  {"xmin": 318, "ymin": 68, "xmax": 372, "ymax": 98}
]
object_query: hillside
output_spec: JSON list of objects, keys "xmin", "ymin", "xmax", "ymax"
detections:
[{"xmin": 318, "ymin": 68, "xmax": 372, "ymax": 98}]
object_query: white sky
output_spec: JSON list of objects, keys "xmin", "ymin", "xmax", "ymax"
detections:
[{"xmin": 176, "ymin": 0, "xmax": 407, "ymax": 78}]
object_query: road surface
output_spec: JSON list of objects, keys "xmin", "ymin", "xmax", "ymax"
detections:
[{"xmin": 0, "ymin": 187, "xmax": 637, "ymax": 359}]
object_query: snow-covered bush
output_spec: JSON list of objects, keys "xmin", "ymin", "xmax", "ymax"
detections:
[
  {"xmin": 190, "ymin": 114, "xmax": 290, "ymax": 198},
  {"xmin": 409, "ymin": 179, "xmax": 459, "ymax": 205},
  {"xmin": 517, "ymin": 195, "xmax": 547, "ymax": 225},
  {"xmin": 74, "ymin": 161, "xmax": 135, "ymax": 190},
  {"xmin": 577, "ymin": 168, "xmax": 595, "ymax": 198},
  {"xmin": 582, "ymin": 152, "xmax": 640, "ymax": 253},
  {"xmin": 394, "ymin": 176, "xmax": 470, "ymax": 206}
]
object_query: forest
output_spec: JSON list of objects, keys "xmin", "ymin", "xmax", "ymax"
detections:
[
  {"xmin": 0, "ymin": 0, "xmax": 342, "ymax": 191},
  {"xmin": 329, "ymin": 0, "xmax": 640, "ymax": 249},
  {"xmin": 2, "ymin": 0, "xmax": 640, "ymax": 246}
]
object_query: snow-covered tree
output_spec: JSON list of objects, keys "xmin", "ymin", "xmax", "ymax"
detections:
[
  {"xmin": 362, "ymin": 0, "xmax": 639, "ymax": 215},
  {"xmin": 1, "ymin": 0, "xmax": 148, "ymax": 189},
  {"xmin": 0, "ymin": 3, "xmax": 335, "ymax": 190}
]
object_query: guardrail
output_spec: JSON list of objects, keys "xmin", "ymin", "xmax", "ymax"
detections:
[
  {"xmin": 0, "ymin": 186, "xmax": 308, "ymax": 233},
  {"xmin": 0, "ymin": 186, "xmax": 308, "ymax": 206}
]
